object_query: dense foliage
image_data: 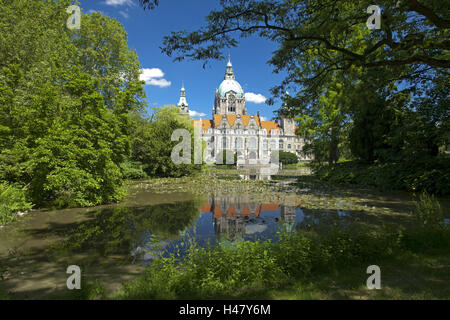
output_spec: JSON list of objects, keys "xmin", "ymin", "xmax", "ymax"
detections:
[
  {"xmin": 315, "ymin": 159, "xmax": 450, "ymax": 195},
  {"xmin": 0, "ymin": 181, "xmax": 33, "ymax": 224},
  {"xmin": 131, "ymin": 106, "xmax": 204, "ymax": 178},
  {"xmin": 278, "ymin": 151, "xmax": 299, "ymax": 165},
  {"xmin": 0, "ymin": 1, "xmax": 145, "ymax": 211}
]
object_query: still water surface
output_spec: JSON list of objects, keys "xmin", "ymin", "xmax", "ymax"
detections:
[{"xmin": 0, "ymin": 176, "xmax": 447, "ymax": 299}]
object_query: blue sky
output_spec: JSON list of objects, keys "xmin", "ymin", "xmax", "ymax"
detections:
[{"xmin": 81, "ymin": 0, "xmax": 286, "ymax": 121}]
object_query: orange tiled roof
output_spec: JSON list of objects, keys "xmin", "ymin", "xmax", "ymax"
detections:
[
  {"xmin": 241, "ymin": 206, "xmax": 251, "ymax": 216},
  {"xmin": 255, "ymin": 203, "xmax": 280, "ymax": 216},
  {"xmin": 261, "ymin": 204, "xmax": 280, "ymax": 211},
  {"xmin": 193, "ymin": 119, "xmax": 213, "ymax": 133},
  {"xmin": 255, "ymin": 204, "xmax": 261, "ymax": 217},
  {"xmin": 240, "ymin": 115, "xmax": 260, "ymax": 127},
  {"xmin": 261, "ymin": 121, "xmax": 280, "ymax": 132},
  {"xmin": 201, "ymin": 120, "xmax": 212, "ymax": 132},
  {"xmin": 199, "ymin": 203, "xmax": 211, "ymax": 213},
  {"xmin": 226, "ymin": 114, "xmax": 236, "ymax": 127},
  {"xmin": 213, "ymin": 114, "xmax": 223, "ymax": 128},
  {"xmin": 227, "ymin": 205, "xmax": 237, "ymax": 218},
  {"xmin": 213, "ymin": 114, "xmax": 262, "ymax": 128},
  {"xmin": 213, "ymin": 206, "xmax": 223, "ymax": 219}
]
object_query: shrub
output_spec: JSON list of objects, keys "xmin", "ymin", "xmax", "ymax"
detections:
[
  {"xmin": 132, "ymin": 106, "xmax": 204, "ymax": 178},
  {"xmin": 0, "ymin": 181, "xmax": 33, "ymax": 225},
  {"xmin": 413, "ymin": 192, "xmax": 444, "ymax": 230},
  {"xmin": 115, "ymin": 219, "xmax": 450, "ymax": 299},
  {"xmin": 315, "ymin": 159, "xmax": 450, "ymax": 195},
  {"xmin": 277, "ymin": 151, "xmax": 299, "ymax": 165},
  {"xmin": 120, "ymin": 160, "xmax": 148, "ymax": 180}
]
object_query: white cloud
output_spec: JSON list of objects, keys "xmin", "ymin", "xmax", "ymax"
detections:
[
  {"xmin": 139, "ymin": 68, "xmax": 171, "ymax": 88},
  {"xmin": 260, "ymin": 116, "xmax": 268, "ymax": 121},
  {"xmin": 189, "ymin": 110, "xmax": 207, "ymax": 118},
  {"xmin": 146, "ymin": 78, "xmax": 171, "ymax": 88},
  {"xmin": 245, "ymin": 92, "xmax": 267, "ymax": 104},
  {"xmin": 140, "ymin": 68, "xmax": 164, "ymax": 80},
  {"xmin": 104, "ymin": 0, "xmax": 133, "ymax": 6},
  {"xmin": 119, "ymin": 10, "xmax": 129, "ymax": 18}
]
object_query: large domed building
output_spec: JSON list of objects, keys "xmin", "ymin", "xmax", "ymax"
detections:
[{"xmin": 177, "ymin": 57, "xmax": 312, "ymax": 164}]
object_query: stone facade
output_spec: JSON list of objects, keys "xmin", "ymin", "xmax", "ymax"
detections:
[{"xmin": 177, "ymin": 58, "xmax": 312, "ymax": 163}]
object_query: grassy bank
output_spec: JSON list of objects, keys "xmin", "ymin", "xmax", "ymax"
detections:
[
  {"xmin": 314, "ymin": 159, "xmax": 450, "ymax": 195},
  {"xmin": 102, "ymin": 193, "xmax": 449, "ymax": 300}
]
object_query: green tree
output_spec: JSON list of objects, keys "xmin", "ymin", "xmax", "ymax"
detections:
[
  {"xmin": 290, "ymin": 80, "xmax": 352, "ymax": 165},
  {"xmin": 278, "ymin": 151, "xmax": 298, "ymax": 165},
  {"xmin": 146, "ymin": 0, "xmax": 448, "ymax": 100},
  {"xmin": 0, "ymin": 1, "xmax": 145, "ymax": 207},
  {"xmin": 145, "ymin": 0, "xmax": 448, "ymax": 166},
  {"xmin": 131, "ymin": 106, "xmax": 204, "ymax": 177}
]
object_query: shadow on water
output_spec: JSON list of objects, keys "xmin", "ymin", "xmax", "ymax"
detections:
[
  {"xmin": 1, "ymin": 174, "xmax": 448, "ymax": 299},
  {"xmin": 0, "ymin": 198, "xmax": 203, "ymax": 299},
  {"xmin": 0, "ymin": 189, "xmax": 351, "ymax": 299}
]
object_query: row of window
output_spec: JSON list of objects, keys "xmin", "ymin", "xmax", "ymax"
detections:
[
  {"xmin": 206, "ymin": 132, "xmax": 301, "ymax": 143},
  {"xmin": 207, "ymin": 128, "xmax": 294, "ymax": 136},
  {"xmin": 217, "ymin": 137, "xmax": 302, "ymax": 150}
]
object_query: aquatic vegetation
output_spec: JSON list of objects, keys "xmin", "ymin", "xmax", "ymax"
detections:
[{"xmin": 114, "ymin": 220, "xmax": 450, "ymax": 300}]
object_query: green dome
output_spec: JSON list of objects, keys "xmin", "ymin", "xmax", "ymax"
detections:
[{"xmin": 218, "ymin": 79, "xmax": 244, "ymax": 98}]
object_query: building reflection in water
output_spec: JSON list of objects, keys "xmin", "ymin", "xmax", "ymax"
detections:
[{"xmin": 199, "ymin": 193, "xmax": 300, "ymax": 241}]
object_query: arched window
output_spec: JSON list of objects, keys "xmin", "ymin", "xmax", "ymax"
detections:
[
  {"xmin": 279, "ymin": 139, "xmax": 284, "ymax": 149},
  {"xmin": 228, "ymin": 95, "xmax": 236, "ymax": 112},
  {"xmin": 235, "ymin": 137, "xmax": 243, "ymax": 149},
  {"xmin": 263, "ymin": 140, "xmax": 268, "ymax": 150},
  {"xmin": 249, "ymin": 138, "xmax": 256, "ymax": 149},
  {"xmin": 270, "ymin": 140, "xmax": 276, "ymax": 150},
  {"xmin": 222, "ymin": 137, "xmax": 227, "ymax": 149}
]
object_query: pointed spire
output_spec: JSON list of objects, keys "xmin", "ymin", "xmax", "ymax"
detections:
[
  {"xmin": 227, "ymin": 52, "xmax": 232, "ymax": 67},
  {"xmin": 225, "ymin": 54, "xmax": 235, "ymax": 80},
  {"xmin": 178, "ymin": 82, "xmax": 189, "ymax": 114}
]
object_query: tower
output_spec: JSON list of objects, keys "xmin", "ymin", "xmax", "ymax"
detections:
[
  {"xmin": 214, "ymin": 55, "xmax": 246, "ymax": 115},
  {"xmin": 225, "ymin": 54, "xmax": 235, "ymax": 81},
  {"xmin": 280, "ymin": 116, "xmax": 295, "ymax": 136},
  {"xmin": 280, "ymin": 91, "xmax": 295, "ymax": 135},
  {"xmin": 177, "ymin": 82, "xmax": 189, "ymax": 115}
]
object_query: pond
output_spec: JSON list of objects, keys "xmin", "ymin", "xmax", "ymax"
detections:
[{"xmin": 0, "ymin": 172, "xmax": 448, "ymax": 299}]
